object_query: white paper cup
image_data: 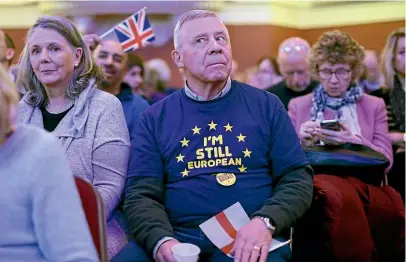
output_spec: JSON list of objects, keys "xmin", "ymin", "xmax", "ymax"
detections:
[{"xmin": 171, "ymin": 243, "xmax": 200, "ymax": 262}]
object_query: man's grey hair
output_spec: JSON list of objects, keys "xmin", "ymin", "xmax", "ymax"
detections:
[{"xmin": 173, "ymin": 10, "xmax": 218, "ymax": 50}]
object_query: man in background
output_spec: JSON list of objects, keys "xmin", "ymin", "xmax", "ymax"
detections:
[
  {"xmin": 359, "ymin": 50, "xmax": 385, "ymax": 93},
  {"xmin": 92, "ymin": 40, "xmax": 149, "ymax": 142},
  {"xmin": 267, "ymin": 37, "xmax": 317, "ymax": 110}
]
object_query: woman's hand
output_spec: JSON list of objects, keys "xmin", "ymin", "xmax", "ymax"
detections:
[
  {"xmin": 315, "ymin": 122, "xmax": 362, "ymax": 145},
  {"xmin": 389, "ymin": 132, "xmax": 405, "ymax": 147},
  {"xmin": 299, "ymin": 121, "xmax": 321, "ymax": 146}
]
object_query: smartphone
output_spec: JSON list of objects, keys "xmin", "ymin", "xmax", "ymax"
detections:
[{"xmin": 320, "ymin": 120, "xmax": 341, "ymax": 131}]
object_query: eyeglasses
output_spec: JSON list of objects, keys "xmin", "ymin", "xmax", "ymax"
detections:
[{"xmin": 318, "ymin": 68, "xmax": 351, "ymax": 80}]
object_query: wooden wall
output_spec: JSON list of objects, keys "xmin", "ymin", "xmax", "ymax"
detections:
[{"xmin": 3, "ymin": 20, "xmax": 404, "ymax": 87}]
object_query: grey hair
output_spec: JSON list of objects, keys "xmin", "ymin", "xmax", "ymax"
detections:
[
  {"xmin": 173, "ymin": 10, "xmax": 218, "ymax": 49},
  {"xmin": 17, "ymin": 16, "xmax": 103, "ymax": 107}
]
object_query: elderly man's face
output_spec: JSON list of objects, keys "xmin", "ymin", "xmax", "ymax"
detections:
[
  {"xmin": 363, "ymin": 51, "xmax": 381, "ymax": 83},
  {"xmin": 279, "ymin": 56, "xmax": 311, "ymax": 92},
  {"xmin": 173, "ymin": 17, "xmax": 232, "ymax": 83}
]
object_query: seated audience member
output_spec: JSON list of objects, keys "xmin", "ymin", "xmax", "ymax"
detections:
[
  {"xmin": 124, "ymin": 53, "xmax": 145, "ymax": 95},
  {"xmin": 0, "ymin": 30, "xmax": 24, "ymax": 98},
  {"xmin": 113, "ymin": 10, "xmax": 313, "ymax": 262},
  {"xmin": 148, "ymin": 58, "xmax": 179, "ymax": 96},
  {"xmin": 139, "ymin": 66, "xmax": 167, "ymax": 104},
  {"xmin": 92, "ymin": 39, "xmax": 149, "ymax": 143},
  {"xmin": 380, "ymin": 28, "xmax": 405, "ymax": 201},
  {"xmin": 16, "ymin": 16, "xmax": 131, "ymax": 258},
  {"xmin": 288, "ymin": 30, "xmax": 393, "ymax": 170},
  {"xmin": 358, "ymin": 50, "xmax": 385, "ymax": 93},
  {"xmin": 0, "ymin": 65, "xmax": 98, "ymax": 261},
  {"xmin": 244, "ymin": 65, "xmax": 261, "ymax": 87},
  {"xmin": 0, "ymin": 29, "xmax": 15, "ymax": 78},
  {"xmin": 267, "ymin": 37, "xmax": 317, "ymax": 110},
  {"xmin": 257, "ymin": 56, "xmax": 283, "ymax": 89}
]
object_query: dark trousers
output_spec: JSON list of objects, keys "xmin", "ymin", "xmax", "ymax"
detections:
[{"xmin": 111, "ymin": 227, "xmax": 291, "ymax": 262}]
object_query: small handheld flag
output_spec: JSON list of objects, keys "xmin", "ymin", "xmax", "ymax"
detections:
[{"xmin": 101, "ymin": 7, "xmax": 155, "ymax": 52}]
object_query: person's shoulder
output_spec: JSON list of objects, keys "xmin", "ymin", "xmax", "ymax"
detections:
[
  {"xmin": 89, "ymin": 88, "xmax": 122, "ymax": 110},
  {"xmin": 266, "ymin": 80, "xmax": 287, "ymax": 94},
  {"xmin": 143, "ymin": 89, "xmax": 182, "ymax": 116},
  {"xmin": 18, "ymin": 124, "xmax": 63, "ymax": 156},
  {"xmin": 360, "ymin": 93, "xmax": 386, "ymax": 107},
  {"xmin": 132, "ymin": 94, "xmax": 149, "ymax": 106},
  {"xmin": 288, "ymin": 93, "xmax": 313, "ymax": 109},
  {"xmin": 234, "ymin": 80, "xmax": 280, "ymax": 102}
]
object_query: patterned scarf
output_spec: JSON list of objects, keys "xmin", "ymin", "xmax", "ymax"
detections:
[
  {"xmin": 310, "ymin": 84, "xmax": 363, "ymax": 121},
  {"xmin": 389, "ymin": 75, "xmax": 405, "ymax": 132}
]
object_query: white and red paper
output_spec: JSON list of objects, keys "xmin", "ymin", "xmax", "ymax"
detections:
[{"xmin": 199, "ymin": 202, "xmax": 290, "ymax": 257}]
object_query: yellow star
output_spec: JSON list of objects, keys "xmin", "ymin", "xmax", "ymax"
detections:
[
  {"xmin": 242, "ymin": 148, "xmax": 252, "ymax": 158},
  {"xmin": 208, "ymin": 121, "xmax": 217, "ymax": 130},
  {"xmin": 180, "ymin": 137, "xmax": 190, "ymax": 147},
  {"xmin": 224, "ymin": 123, "xmax": 233, "ymax": 132},
  {"xmin": 238, "ymin": 165, "xmax": 247, "ymax": 173},
  {"xmin": 181, "ymin": 169, "xmax": 189, "ymax": 177},
  {"xmin": 237, "ymin": 133, "xmax": 246, "ymax": 142},
  {"xmin": 176, "ymin": 153, "xmax": 185, "ymax": 163},
  {"xmin": 191, "ymin": 126, "xmax": 201, "ymax": 135}
]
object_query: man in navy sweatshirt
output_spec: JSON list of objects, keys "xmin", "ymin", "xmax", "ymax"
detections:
[{"xmin": 113, "ymin": 10, "xmax": 313, "ymax": 262}]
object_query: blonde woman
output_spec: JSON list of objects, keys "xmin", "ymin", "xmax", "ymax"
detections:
[
  {"xmin": 17, "ymin": 16, "xmax": 131, "ymax": 257},
  {"xmin": 0, "ymin": 65, "xmax": 98, "ymax": 261},
  {"xmin": 380, "ymin": 28, "xmax": 405, "ymax": 146},
  {"xmin": 380, "ymin": 28, "xmax": 405, "ymax": 201}
]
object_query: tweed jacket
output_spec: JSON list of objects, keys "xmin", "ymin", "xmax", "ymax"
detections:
[{"xmin": 18, "ymin": 80, "xmax": 131, "ymax": 257}]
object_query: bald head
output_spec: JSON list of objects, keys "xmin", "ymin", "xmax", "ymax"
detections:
[
  {"xmin": 277, "ymin": 37, "xmax": 310, "ymax": 63},
  {"xmin": 94, "ymin": 40, "xmax": 128, "ymax": 88},
  {"xmin": 277, "ymin": 37, "xmax": 311, "ymax": 92}
]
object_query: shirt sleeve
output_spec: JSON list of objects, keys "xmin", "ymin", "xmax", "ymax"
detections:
[
  {"xmin": 92, "ymin": 97, "xmax": 131, "ymax": 219},
  {"xmin": 268, "ymin": 100, "xmax": 310, "ymax": 177}
]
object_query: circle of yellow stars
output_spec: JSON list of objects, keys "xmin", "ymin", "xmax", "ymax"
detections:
[{"xmin": 177, "ymin": 121, "xmax": 252, "ymax": 177}]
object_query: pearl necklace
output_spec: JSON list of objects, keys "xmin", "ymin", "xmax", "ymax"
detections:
[{"xmin": 46, "ymin": 100, "xmax": 75, "ymax": 114}]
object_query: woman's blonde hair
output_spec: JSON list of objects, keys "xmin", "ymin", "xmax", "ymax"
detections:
[
  {"xmin": 308, "ymin": 30, "xmax": 365, "ymax": 81},
  {"xmin": 17, "ymin": 16, "xmax": 103, "ymax": 107},
  {"xmin": 0, "ymin": 64, "xmax": 18, "ymax": 144},
  {"xmin": 381, "ymin": 27, "xmax": 405, "ymax": 89}
]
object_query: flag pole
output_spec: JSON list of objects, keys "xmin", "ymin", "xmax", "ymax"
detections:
[{"xmin": 100, "ymin": 6, "xmax": 147, "ymax": 39}]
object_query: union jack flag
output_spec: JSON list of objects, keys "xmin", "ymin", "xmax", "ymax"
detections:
[{"xmin": 114, "ymin": 8, "xmax": 155, "ymax": 52}]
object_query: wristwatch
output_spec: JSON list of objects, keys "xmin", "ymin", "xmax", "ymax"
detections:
[{"xmin": 255, "ymin": 216, "xmax": 276, "ymax": 234}]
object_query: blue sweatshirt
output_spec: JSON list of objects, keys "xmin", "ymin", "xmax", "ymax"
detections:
[
  {"xmin": 116, "ymin": 83, "xmax": 149, "ymax": 141},
  {"xmin": 128, "ymin": 80, "xmax": 309, "ymax": 227}
]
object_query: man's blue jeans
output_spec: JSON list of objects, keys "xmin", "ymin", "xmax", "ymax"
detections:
[{"xmin": 111, "ymin": 227, "xmax": 291, "ymax": 262}]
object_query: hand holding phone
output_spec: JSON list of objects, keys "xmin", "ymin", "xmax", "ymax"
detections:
[{"xmin": 320, "ymin": 120, "xmax": 341, "ymax": 131}]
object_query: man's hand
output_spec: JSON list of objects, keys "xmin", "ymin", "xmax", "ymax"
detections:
[
  {"xmin": 156, "ymin": 239, "xmax": 180, "ymax": 262},
  {"xmin": 83, "ymin": 34, "xmax": 101, "ymax": 51},
  {"xmin": 231, "ymin": 218, "xmax": 272, "ymax": 262}
]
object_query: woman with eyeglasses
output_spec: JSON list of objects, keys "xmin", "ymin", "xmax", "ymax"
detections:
[{"xmin": 288, "ymin": 30, "xmax": 393, "ymax": 170}]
